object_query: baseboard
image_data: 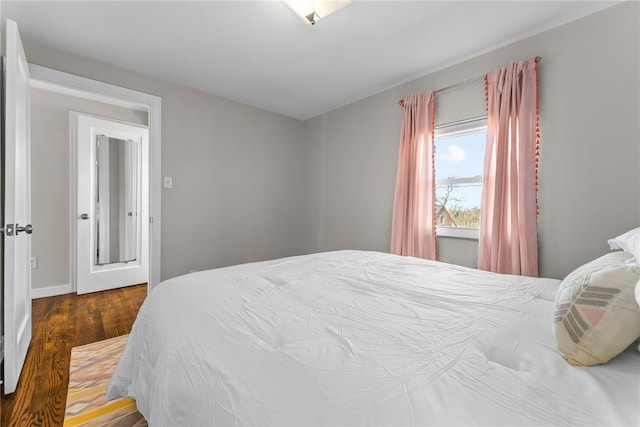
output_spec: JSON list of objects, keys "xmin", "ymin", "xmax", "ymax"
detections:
[{"xmin": 31, "ymin": 284, "xmax": 72, "ymax": 299}]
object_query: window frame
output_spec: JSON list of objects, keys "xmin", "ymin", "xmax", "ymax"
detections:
[{"xmin": 434, "ymin": 116, "xmax": 487, "ymax": 240}]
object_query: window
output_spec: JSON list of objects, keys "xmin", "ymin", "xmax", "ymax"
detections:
[{"xmin": 434, "ymin": 116, "xmax": 487, "ymax": 239}]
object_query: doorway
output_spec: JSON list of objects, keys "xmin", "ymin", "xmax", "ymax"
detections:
[
  {"xmin": 73, "ymin": 113, "xmax": 149, "ymax": 294},
  {"xmin": 28, "ymin": 65, "xmax": 162, "ymax": 292}
]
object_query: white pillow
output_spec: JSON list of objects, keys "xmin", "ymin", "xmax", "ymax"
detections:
[{"xmin": 608, "ymin": 227, "xmax": 640, "ymax": 259}]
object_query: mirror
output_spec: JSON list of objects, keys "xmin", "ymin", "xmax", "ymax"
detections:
[{"xmin": 95, "ymin": 135, "xmax": 139, "ymax": 265}]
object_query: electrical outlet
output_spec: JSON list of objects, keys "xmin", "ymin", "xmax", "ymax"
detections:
[{"xmin": 30, "ymin": 257, "xmax": 37, "ymax": 269}]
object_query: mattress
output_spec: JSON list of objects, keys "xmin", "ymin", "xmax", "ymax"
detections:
[{"xmin": 107, "ymin": 250, "xmax": 640, "ymax": 426}]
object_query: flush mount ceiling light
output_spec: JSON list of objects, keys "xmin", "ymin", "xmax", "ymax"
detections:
[{"xmin": 283, "ymin": 0, "xmax": 352, "ymax": 25}]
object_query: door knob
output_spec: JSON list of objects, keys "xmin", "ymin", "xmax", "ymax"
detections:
[
  {"xmin": 15, "ymin": 224, "xmax": 33, "ymax": 235},
  {"xmin": 80, "ymin": 213, "xmax": 89, "ymax": 220}
]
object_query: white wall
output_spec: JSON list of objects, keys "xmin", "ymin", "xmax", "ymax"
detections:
[
  {"xmin": 24, "ymin": 40, "xmax": 304, "ymax": 283},
  {"xmin": 302, "ymin": 1, "xmax": 640, "ymax": 279}
]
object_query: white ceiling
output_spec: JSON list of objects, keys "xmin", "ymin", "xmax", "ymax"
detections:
[{"xmin": 3, "ymin": 1, "xmax": 620, "ymax": 120}]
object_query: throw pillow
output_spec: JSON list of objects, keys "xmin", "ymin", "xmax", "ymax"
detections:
[{"xmin": 553, "ymin": 251, "xmax": 640, "ymax": 366}]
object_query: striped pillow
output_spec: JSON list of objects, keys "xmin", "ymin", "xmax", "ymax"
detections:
[{"xmin": 553, "ymin": 251, "xmax": 640, "ymax": 366}]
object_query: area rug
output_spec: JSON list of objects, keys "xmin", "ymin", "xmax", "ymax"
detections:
[{"xmin": 64, "ymin": 334, "xmax": 147, "ymax": 426}]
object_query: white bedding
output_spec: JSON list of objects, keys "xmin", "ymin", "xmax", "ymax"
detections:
[{"xmin": 107, "ymin": 250, "xmax": 640, "ymax": 426}]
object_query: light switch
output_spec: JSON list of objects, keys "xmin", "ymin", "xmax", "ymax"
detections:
[{"xmin": 163, "ymin": 176, "xmax": 173, "ymax": 189}]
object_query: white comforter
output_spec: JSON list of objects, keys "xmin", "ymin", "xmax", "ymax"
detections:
[{"xmin": 107, "ymin": 250, "xmax": 640, "ymax": 426}]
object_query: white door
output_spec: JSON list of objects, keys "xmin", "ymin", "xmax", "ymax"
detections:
[
  {"xmin": 3, "ymin": 19, "xmax": 32, "ymax": 395},
  {"xmin": 74, "ymin": 113, "xmax": 149, "ymax": 294}
]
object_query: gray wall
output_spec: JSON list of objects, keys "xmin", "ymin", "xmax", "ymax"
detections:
[
  {"xmin": 25, "ymin": 41, "xmax": 304, "ymax": 284},
  {"xmin": 22, "ymin": 1, "xmax": 639, "ymax": 290},
  {"xmin": 302, "ymin": 1, "xmax": 640, "ymax": 279}
]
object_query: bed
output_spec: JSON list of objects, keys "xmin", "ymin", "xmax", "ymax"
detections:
[{"xmin": 106, "ymin": 249, "xmax": 640, "ymax": 426}]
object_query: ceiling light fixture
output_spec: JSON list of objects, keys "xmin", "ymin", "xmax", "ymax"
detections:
[{"xmin": 283, "ymin": 0, "xmax": 352, "ymax": 25}]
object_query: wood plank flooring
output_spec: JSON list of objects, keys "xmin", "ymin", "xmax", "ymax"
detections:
[{"xmin": 1, "ymin": 284, "xmax": 147, "ymax": 427}]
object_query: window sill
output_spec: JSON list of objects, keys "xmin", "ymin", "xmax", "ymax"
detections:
[{"xmin": 436, "ymin": 226, "xmax": 479, "ymax": 240}]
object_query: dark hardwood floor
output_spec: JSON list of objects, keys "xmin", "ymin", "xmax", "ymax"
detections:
[{"xmin": 1, "ymin": 284, "xmax": 147, "ymax": 427}]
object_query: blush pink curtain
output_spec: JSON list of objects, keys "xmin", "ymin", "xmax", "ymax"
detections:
[
  {"xmin": 391, "ymin": 92, "xmax": 437, "ymax": 260},
  {"xmin": 478, "ymin": 58, "xmax": 539, "ymax": 276}
]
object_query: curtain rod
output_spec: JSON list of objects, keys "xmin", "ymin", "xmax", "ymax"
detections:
[{"xmin": 398, "ymin": 56, "xmax": 541, "ymax": 106}]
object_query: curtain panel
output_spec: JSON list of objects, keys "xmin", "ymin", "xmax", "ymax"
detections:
[
  {"xmin": 478, "ymin": 58, "xmax": 539, "ymax": 277},
  {"xmin": 391, "ymin": 92, "xmax": 437, "ymax": 260}
]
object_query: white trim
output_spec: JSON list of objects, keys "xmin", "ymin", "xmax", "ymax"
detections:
[
  {"xmin": 29, "ymin": 67, "xmax": 148, "ymax": 112},
  {"xmin": 437, "ymin": 226, "xmax": 479, "ymax": 240},
  {"xmin": 435, "ymin": 116, "xmax": 487, "ymax": 139},
  {"xmin": 31, "ymin": 284, "xmax": 72, "ymax": 299},
  {"xmin": 28, "ymin": 64, "xmax": 162, "ymax": 289}
]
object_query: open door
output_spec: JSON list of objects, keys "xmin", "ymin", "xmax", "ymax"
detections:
[{"xmin": 2, "ymin": 19, "xmax": 32, "ymax": 395}]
